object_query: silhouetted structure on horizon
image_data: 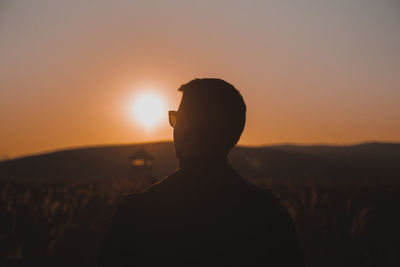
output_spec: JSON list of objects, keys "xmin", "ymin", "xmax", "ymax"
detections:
[{"xmin": 129, "ymin": 149, "xmax": 155, "ymax": 188}]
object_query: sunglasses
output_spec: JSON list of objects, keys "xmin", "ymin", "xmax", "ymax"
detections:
[{"xmin": 168, "ymin": 110, "xmax": 177, "ymax": 127}]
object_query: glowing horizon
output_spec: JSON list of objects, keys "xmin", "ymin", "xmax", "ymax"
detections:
[{"xmin": 1, "ymin": 0, "xmax": 399, "ymax": 158}]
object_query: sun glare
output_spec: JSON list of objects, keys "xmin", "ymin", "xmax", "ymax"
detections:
[{"xmin": 132, "ymin": 92, "xmax": 166, "ymax": 130}]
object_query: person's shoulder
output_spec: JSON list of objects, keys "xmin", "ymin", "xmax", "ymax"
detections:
[
  {"xmin": 228, "ymin": 169, "xmax": 276, "ymax": 200},
  {"xmin": 143, "ymin": 168, "xmax": 184, "ymax": 194},
  {"xmin": 118, "ymin": 192, "xmax": 141, "ymax": 208},
  {"xmin": 227, "ymin": 169, "xmax": 285, "ymax": 209},
  {"xmin": 259, "ymin": 188, "xmax": 282, "ymax": 206},
  {"xmin": 120, "ymin": 169, "xmax": 183, "ymax": 205},
  {"xmin": 257, "ymin": 189, "xmax": 296, "ymax": 227},
  {"xmin": 227, "ymin": 172, "xmax": 295, "ymax": 229},
  {"xmin": 251, "ymin": 187, "xmax": 286, "ymax": 214},
  {"xmin": 230, "ymin": 171, "xmax": 291, "ymax": 221}
]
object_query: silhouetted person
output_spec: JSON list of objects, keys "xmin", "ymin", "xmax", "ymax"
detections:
[{"xmin": 99, "ymin": 78, "xmax": 304, "ymax": 266}]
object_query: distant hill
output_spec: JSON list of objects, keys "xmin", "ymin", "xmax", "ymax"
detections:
[
  {"xmin": 0, "ymin": 142, "xmax": 177, "ymax": 180},
  {"xmin": 231, "ymin": 143, "xmax": 400, "ymax": 183},
  {"xmin": 1, "ymin": 142, "xmax": 399, "ymax": 183}
]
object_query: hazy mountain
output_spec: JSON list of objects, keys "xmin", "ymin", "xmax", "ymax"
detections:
[{"xmin": 1, "ymin": 142, "xmax": 399, "ymax": 183}]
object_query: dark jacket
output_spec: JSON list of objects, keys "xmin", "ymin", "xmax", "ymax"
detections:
[{"xmin": 99, "ymin": 157, "xmax": 304, "ymax": 266}]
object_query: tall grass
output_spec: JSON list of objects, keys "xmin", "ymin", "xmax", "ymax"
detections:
[{"xmin": 1, "ymin": 178, "xmax": 399, "ymax": 267}]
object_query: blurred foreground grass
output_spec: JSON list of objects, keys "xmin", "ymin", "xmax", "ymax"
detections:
[{"xmin": 1, "ymin": 178, "xmax": 399, "ymax": 267}]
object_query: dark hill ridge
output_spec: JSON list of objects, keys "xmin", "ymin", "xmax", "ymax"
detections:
[
  {"xmin": 1, "ymin": 142, "xmax": 399, "ymax": 183},
  {"xmin": 231, "ymin": 143, "xmax": 400, "ymax": 183},
  {"xmin": 0, "ymin": 142, "xmax": 176, "ymax": 180}
]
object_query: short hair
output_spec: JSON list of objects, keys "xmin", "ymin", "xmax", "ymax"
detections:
[{"xmin": 178, "ymin": 78, "xmax": 246, "ymax": 154}]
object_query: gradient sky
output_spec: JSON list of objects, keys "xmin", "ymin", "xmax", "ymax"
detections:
[{"xmin": 1, "ymin": 0, "xmax": 399, "ymax": 158}]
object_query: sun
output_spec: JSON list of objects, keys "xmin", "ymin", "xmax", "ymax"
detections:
[{"xmin": 132, "ymin": 92, "xmax": 166, "ymax": 130}]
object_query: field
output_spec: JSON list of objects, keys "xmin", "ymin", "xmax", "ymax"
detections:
[{"xmin": 1, "ymin": 177, "xmax": 399, "ymax": 267}]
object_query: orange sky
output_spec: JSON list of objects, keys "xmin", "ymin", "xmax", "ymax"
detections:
[{"xmin": 1, "ymin": 0, "xmax": 400, "ymax": 158}]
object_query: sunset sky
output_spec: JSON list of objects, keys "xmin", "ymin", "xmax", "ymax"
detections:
[{"xmin": 1, "ymin": 0, "xmax": 399, "ymax": 158}]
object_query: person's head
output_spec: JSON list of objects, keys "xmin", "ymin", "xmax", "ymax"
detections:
[{"xmin": 169, "ymin": 78, "xmax": 246, "ymax": 160}]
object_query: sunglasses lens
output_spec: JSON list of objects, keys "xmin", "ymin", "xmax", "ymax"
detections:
[{"xmin": 168, "ymin": 111, "xmax": 177, "ymax": 127}]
